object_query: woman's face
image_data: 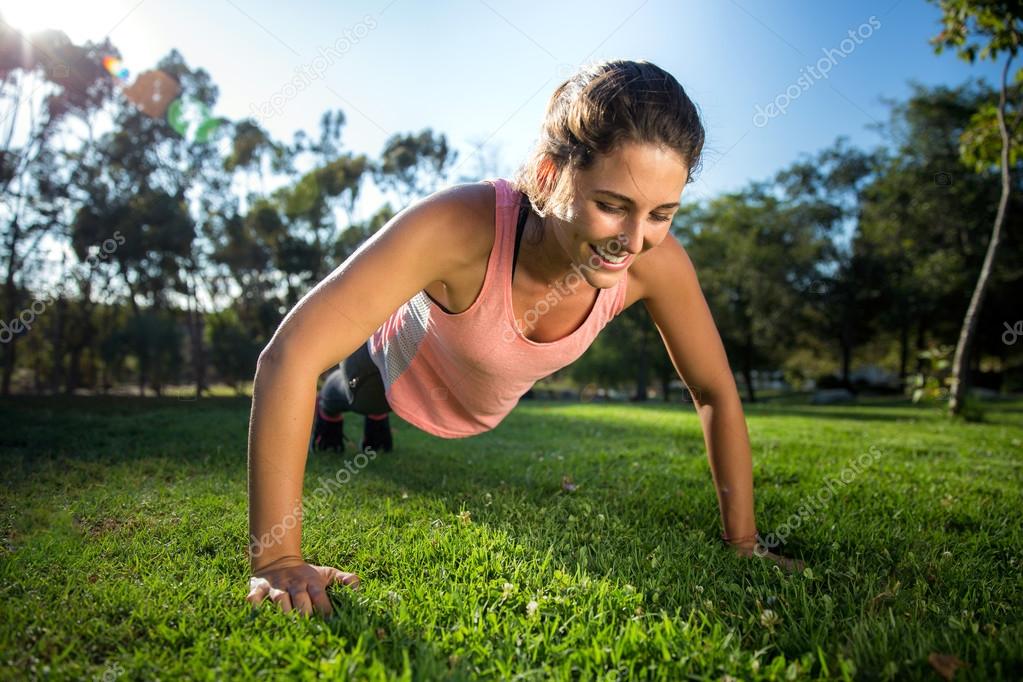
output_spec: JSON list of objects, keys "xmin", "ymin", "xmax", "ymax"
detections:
[{"xmin": 550, "ymin": 140, "xmax": 689, "ymax": 287}]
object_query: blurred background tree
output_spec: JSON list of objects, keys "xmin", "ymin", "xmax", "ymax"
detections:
[{"xmin": 0, "ymin": 17, "xmax": 1019, "ymax": 408}]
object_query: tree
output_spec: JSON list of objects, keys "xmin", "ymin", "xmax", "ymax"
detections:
[
  {"xmin": 0, "ymin": 24, "xmax": 112, "ymax": 394},
  {"xmin": 118, "ymin": 310, "xmax": 183, "ymax": 396},
  {"xmin": 774, "ymin": 139, "xmax": 878, "ymax": 388},
  {"xmin": 570, "ymin": 303, "xmax": 668, "ymax": 400},
  {"xmin": 674, "ymin": 185, "xmax": 833, "ymax": 401},
  {"xmin": 859, "ymin": 82, "xmax": 1011, "ymax": 390},
  {"xmin": 373, "ymin": 129, "xmax": 458, "ymax": 206},
  {"xmin": 929, "ymin": 0, "xmax": 1023, "ymax": 414},
  {"xmin": 206, "ymin": 308, "xmax": 261, "ymax": 395}
]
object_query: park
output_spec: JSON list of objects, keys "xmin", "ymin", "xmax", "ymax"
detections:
[{"xmin": 1, "ymin": 1, "xmax": 1021, "ymax": 679}]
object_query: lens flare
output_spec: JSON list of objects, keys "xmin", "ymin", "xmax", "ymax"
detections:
[
  {"xmin": 121, "ymin": 69, "xmax": 180, "ymax": 119},
  {"xmin": 101, "ymin": 55, "xmax": 129, "ymax": 81},
  {"xmin": 100, "ymin": 55, "xmax": 222, "ymax": 144}
]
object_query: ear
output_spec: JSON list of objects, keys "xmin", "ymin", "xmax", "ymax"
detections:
[{"xmin": 537, "ymin": 154, "xmax": 559, "ymax": 197}]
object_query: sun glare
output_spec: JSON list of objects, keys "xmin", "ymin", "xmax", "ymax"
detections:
[{"xmin": 0, "ymin": 1, "xmax": 115, "ymax": 42}]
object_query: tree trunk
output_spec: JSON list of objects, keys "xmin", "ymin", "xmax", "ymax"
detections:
[
  {"xmin": 915, "ymin": 319, "xmax": 927, "ymax": 373},
  {"xmin": 1, "ymin": 219, "xmax": 22, "ymax": 396},
  {"xmin": 898, "ymin": 315, "xmax": 910, "ymax": 390},
  {"xmin": 840, "ymin": 327, "xmax": 852, "ymax": 390},
  {"xmin": 49, "ymin": 293, "xmax": 66, "ymax": 395},
  {"xmin": 187, "ymin": 271, "xmax": 207, "ymax": 399},
  {"xmin": 632, "ymin": 325, "xmax": 649, "ymax": 401},
  {"xmin": 1, "ymin": 313, "xmax": 16, "ymax": 395},
  {"xmin": 69, "ymin": 279, "xmax": 96, "ymax": 395},
  {"xmin": 193, "ymin": 312, "xmax": 206, "ymax": 399},
  {"xmin": 949, "ymin": 56, "xmax": 1014, "ymax": 416},
  {"xmin": 66, "ymin": 347, "xmax": 82, "ymax": 395},
  {"xmin": 742, "ymin": 323, "xmax": 757, "ymax": 402}
]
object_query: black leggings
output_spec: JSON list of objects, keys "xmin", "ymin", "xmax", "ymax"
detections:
[{"xmin": 319, "ymin": 340, "xmax": 391, "ymax": 417}]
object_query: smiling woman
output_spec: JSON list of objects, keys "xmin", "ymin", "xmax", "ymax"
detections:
[{"xmin": 247, "ymin": 58, "xmax": 801, "ymax": 619}]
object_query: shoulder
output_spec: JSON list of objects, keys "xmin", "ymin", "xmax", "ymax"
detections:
[
  {"xmin": 406, "ymin": 180, "xmax": 497, "ymax": 270},
  {"xmin": 390, "ymin": 180, "xmax": 495, "ymax": 271},
  {"xmin": 626, "ymin": 231, "xmax": 697, "ymax": 303}
]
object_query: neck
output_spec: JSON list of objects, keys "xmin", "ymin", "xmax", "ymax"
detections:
[{"xmin": 520, "ymin": 211, "xmax": 577, "ymax": 287}]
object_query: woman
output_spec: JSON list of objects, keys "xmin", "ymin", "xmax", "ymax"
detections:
[{"xmin": 247, "ymin": 59, "xmax": 798, "ymax": 619}]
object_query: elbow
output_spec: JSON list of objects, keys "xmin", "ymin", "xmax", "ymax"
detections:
[
  {"xmin": 256, "ymin": 343, "xmax": 290, "ymax": 374},
  {"xmin": 690, "ymin": 380, "xmax": 740, "ymax": 411}
]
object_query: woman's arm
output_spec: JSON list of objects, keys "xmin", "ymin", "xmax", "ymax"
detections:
[
  {"xmin": 246, "ymin": 183, "xmax": 493, "ymax": 616},
  {"xmin": 635, "ymin": 234, "xmax": 798, "ymax": 568}
]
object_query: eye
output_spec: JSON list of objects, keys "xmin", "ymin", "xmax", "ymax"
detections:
[{"xmin": 598, "ymin": 200, "xmax": 672, "ymax": 223}]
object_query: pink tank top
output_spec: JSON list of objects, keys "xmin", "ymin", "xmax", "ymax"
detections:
[{"xmin": 367, "ymin": 177, "xmax": 630, "ymax": 438}]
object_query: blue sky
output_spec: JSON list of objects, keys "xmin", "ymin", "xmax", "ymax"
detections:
[{"xmin": 2, "ymin": 0, "xmax": 1004, "ymax": 220}]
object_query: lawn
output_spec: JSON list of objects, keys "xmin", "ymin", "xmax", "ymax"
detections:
[{"xmin": 1, "ymin": 395, "xmax": 1021, "ymax": 680}]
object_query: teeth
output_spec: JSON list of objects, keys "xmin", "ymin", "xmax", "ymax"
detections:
[{"xmin": 593, "ymin": 243, "xmax": 627, "ymax": 263}]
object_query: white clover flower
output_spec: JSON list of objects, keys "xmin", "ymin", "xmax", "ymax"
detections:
[{"xmin": 760, "ymin": 609, "xmax": 781, "ymax": 628}]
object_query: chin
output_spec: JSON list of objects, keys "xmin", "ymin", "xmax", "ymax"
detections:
[{"xmin": 582, "ymin": 264, "xmax": 627, "ymax": 288}]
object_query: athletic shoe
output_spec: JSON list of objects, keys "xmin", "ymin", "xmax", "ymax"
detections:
[
  {"xmin": 361, "ymin": 414, "xmax": 393, "ymax": 453},
  {"xmin": 311, "ymin": 403, "xmax": 348, "ymax": 453}
]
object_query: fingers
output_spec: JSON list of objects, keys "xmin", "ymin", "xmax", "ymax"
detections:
[
  {"xmin": 306, "ymin": 583, "xmax": 334, "ymax": 618},
  {"xmin": 787, "ymin": 557, "xmax": 807, "ymax": 573},
  {"xmin": 290, "ymin": 588, "xmax": 315, "ymax": 617},
  {"xmin": 769, "ymin": 552, "xmax": 805, "ymax": 573},
  {"xmin": 334, "ymin": 569, "xmax": 360, "ymax": 591},
  {"xmin": 246, "ymin": 577, "xmax": 270, "ymax": 606},
  {"xmin": 248, "ymin": 566, "xmax": 359, "ymax": 618},
  {"xmin": 742, "ymin": 548, "xmax": 806, "ymax": 574},
  {"xmin": 335, "ymin": 572, "xmax": 360, "ymax": 593},
  {"xmin": 268, "ymin": 587, "xmax": 293, "ymax": 613},
  {"xmin": 316, "ymin": 565, "xmax": 361, "ymax": 591},
  {"xmin": 250, "ymin": 581, "xmax": 319, "ymax": 617}
]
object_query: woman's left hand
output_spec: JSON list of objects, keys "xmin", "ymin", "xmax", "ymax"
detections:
[{"xmin": 728, "ymin": 541, "xmax": 806, "ymax": 573}]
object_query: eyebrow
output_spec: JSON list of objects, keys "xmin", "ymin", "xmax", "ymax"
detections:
[{"xmin": 593, "ymin": 189, "xmax": 679, "ymax": 210}]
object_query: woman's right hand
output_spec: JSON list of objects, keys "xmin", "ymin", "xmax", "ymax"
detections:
[{"xmin": 246, "ymin": 556, "xmax": 361, "ymax": 617}]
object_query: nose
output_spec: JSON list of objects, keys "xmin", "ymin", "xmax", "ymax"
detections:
[{"xmin": 620, "ymin": 218, "xmax": 643, "ymax": 255}]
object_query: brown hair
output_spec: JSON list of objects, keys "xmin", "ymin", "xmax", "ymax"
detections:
[{"xmin": 511, "ymin": 59, "xmax": 705, "ymax": 243}]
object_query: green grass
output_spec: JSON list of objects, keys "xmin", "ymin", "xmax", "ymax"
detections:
[{"xmin": 1, "ymin": 396, "xmax": 1021, "ymax": 680}]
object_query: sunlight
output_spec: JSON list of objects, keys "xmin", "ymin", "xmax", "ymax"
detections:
[{"xmin": 0, "ymin": 1, "xmax": 112, "ymax": 40}]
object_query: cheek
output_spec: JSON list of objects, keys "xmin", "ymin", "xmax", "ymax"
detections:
[
  {"xmin": 642, "ymin": 226, "xmax": 671, "ymax": 252},
  {"xmin": 565, "ymin": 215, "xmax": 592, "ymax": 242},
  {"xmin": 578, "ymin": 207, "xmax": 616, "ymax": 234}
]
